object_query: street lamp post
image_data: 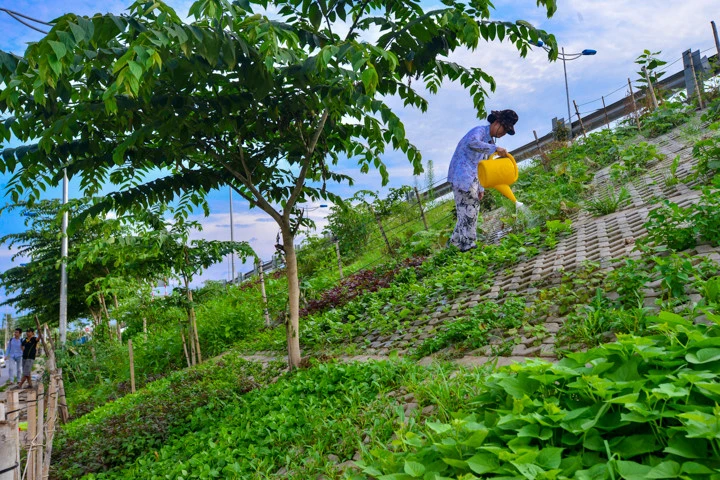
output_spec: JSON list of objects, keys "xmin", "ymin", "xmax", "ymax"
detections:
[
  {"xmin": 539, "ymin": 42, "xmax": 596, "ymax": 138},
  {"xmin": 229, "ymin": 186, "xmax": 235, "ymax": 284}
]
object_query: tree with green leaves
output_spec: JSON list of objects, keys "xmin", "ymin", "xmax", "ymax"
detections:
[
  {"xmin": 0, "ymin": 0, "xmax": 557, "ymax": 368},
  {"xmin": 0, "ymin": 200, "xmax": 126, "ymax": 328}
]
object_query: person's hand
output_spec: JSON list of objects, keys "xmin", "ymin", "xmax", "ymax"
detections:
[
  {"xmin": 478, "ymin": 190, "xmax": 485, "ymax": 201},
  {"xmin": 495, "ymin": 147, "xmax": 508, "ymax": 157}
]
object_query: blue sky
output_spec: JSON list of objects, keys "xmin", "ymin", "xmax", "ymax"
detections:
[{"xmin": 0, "ymin": 0, "xmax": 718, "ymax": 315}]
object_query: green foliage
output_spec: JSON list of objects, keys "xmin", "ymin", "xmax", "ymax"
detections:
[
  {"xmin": 635, "ymin": 49, "xmax": 667, "ymax": 86},
  {"xmin": 642, "ymin": 183, "xmax": 720, "ymax": 251},
  {"xmin": 357, "ymin": 311, "xmax": 720, "ymax": 480},
  {"xmin": 701, "ymin": 97, "xmax": 720, "ymax": 123},
  {"xmin": 692, "ymin": 182, "xmax": 720, "ymax": 246},
  {"xmin": 611, "ymin": 141, "xmax": 664, "ymax": 181},
  {"xmin": 584, "ymin": 186, "xmax": 630, "ymax": 216},
  {"xmin": 67, "ymin": 360, "xmax": 464, "ymax": 480},
  {"xmin": 640, "ymin": 100, "xmax": 694, "ymax": 138},
  {"xmin": 414, "ymin": 296, "xmax": 527, "ymax": 357},
  {"xmin": 692, "ymin": 127, "xmax": 720, "ymax": 180},
  {"xmin": 642, "ymin": 200, "xmax": 697, "ymax": 251},
  {"xmin": 54, "ymin": 353, "xmax": 286, "ymax": 478},
  {"xmin": 606, "ymin": 258, "xmax": 651, "ymax": 309},
  {"xmin": 652, "ymin": 254, "xmax": 695, "ymax": 303},
  {"xmin": 325, "ymin": 202, "xmax": 375, "ymax": 260}
]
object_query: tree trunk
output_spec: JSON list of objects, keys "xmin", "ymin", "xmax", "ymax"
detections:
[
  {"xmin": 281, "ymin": 226, "xmax": 302, "ymax": 369},
  {"xmin": 112, "ymin": 293, "xmax": 122, "ymax": 341},
  {"xmin": 183, "ymin": 275, "xmax": 200, "ymax": 365},
  {"xmin": 98, "ymin": 292, "xmax": 116, "ymax": 341},
  {"xmin": 180, "ymin": 327, "xmax": 191, "ymax": 368},
  {"xmin": 188, "ymin": 289, "xmax": 202, "ymax": 364}
]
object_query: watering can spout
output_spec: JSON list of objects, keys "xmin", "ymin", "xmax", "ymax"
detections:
[
  {"xmin": 493, "ymin": 184, "xmax": 517, "ymax": 203},
  {"xmin": 477, "ymin": 152, "xmax": 519, "ymax": 203}
]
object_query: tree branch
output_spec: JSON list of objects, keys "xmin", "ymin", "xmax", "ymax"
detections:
[
  {"xmin": 284, "ymin": 109, "xmax": 328, "ymax": 218},
  {"xmin": 345, "ymin": 0, "xmax": 371, "ymax": 40}
]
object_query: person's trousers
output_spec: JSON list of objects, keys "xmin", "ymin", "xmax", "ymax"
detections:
[
  {"xmin": 9, "ymin": 356, "xmax": 22, "ymax": 382},
  {"xmin": 449, "ymin": 180, "xmax": 481, "ymax": 251}
]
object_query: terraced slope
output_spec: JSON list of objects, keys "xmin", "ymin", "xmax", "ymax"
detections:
[{"xmin": 246, "ymin": 122, "xmax": 720, "ymax": 366}]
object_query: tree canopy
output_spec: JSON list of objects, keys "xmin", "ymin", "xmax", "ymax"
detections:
[{"xmin": 0, "ymin": 0, "xmax": 558, "ymax": 366}]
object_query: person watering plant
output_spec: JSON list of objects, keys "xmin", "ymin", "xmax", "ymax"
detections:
[{"xmin": 447, "ymin": 109, "xmax": 518, "ymax": 252}]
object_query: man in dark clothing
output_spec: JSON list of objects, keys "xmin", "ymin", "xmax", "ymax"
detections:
[{"xmin": 17, "ymin": 328, "xmax": 39, "ymax": 389}]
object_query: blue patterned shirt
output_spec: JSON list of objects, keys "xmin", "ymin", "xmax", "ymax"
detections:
[{"xmin": 447, "ymin": 124, "xmax": 497, "ymax": 192}]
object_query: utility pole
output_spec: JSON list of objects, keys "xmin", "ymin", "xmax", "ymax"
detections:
[
  {"xmin": 59, "ymin": 169, "xmax": 68, "ymax": 345},
  {"xmin": 229, "ymin": 187, "xmax": 235, "ymax": 284},
  {"xmin": 562, "ymin": 48, "xmax": 573, "ymax": 139}
]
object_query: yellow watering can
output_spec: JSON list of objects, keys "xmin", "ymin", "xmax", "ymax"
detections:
[{"xmin": 477, "ymin": 152, "xmax": 519, "ymax": 203}]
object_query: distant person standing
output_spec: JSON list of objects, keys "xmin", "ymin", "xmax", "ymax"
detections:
[
  {"xmin": 17, "ymin": 328, "xmax": 39, "ymax": 389},
  {"xmin": 447, "ymin": 109, "xmax": 518, "ymax": 252},
  {"xmin": 5, "ymin": 328, "xmax": 23, "ymax": 384}
]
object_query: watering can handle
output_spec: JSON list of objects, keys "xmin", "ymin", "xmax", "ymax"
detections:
[{"xmin": 488, "ymin": 152, "xmax": 517, "ymax": 166}]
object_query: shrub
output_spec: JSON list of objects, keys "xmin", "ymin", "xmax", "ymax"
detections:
[
  {"xmin": 357, "ymin": 311, "xmax": 720, "ymax": 480},
  {"xmin": 584, "ymin": 186, "xmax": 630, "ymax": 216},
  {"xmin": 640, "ymin": 100, "xmax": 694, "ymax": 138}
]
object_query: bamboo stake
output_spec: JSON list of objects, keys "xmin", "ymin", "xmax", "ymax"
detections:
[
  {"xmin": 572, "ymin": 100, "xmax": 587, "ymax": 138},
  {"xmin": 602, "ymin": 96, "xmax": 611, "ymax": 129},
  {"xmin": 34, "ymin": 318, "xmax": 55, "ymax": 374},
  {"xmin": 143, "ymin": 317, "xmax": 147, "ymax": 342},
  {"xmin": 0, "ymin": 420, "xmax": 19, "ymax": 480},
  {"xmin": 643, "ymin": 66, "xmax": 659, "ymax": 110},
  {"xmin": 712, "ymin": 21, "xmax": 720, "ymax": 58},
  {"xmin": 180, "ymin": 329, "xmax": 191, "ymax": 368},
  {"xmin": 413, "ymin": 187, "xmax": 429, "ymax": 231},
  {"xmin": 128, "ymin": 339, "xmax": 136, "ymax": 394},
  {"xmin": 334, "ymin": 239, "xmax": 344, "ymax": 281},
  {"xmin": 257, "ymin": 259, "xmax": 272, "ymax": 327},
  {"xmin": 42, "ymin": 375, "xmax": 59, "ymax": 480},
  {"xmin": 689, "ymin": 56, "xmax": 705, "ymax": 109},
  {"xmin": 371, "ymin": 206, "xmax": 393, "ymax": 253},
  {"xmin": 35, "ymin": 383, "xmax": 44, "ymax": 480},
  {"xmin": 56, "ymin": 368, "xmax": 68, "ymax": 424},
  {"xmin": 26, "ymin": 390, "xmax": 37, "ymax": 480},
  {"xmin": 533, "ymin": 130, "xmax": 550, "ymax": 172},
  {"xmin": 7, "ymin": 390, "xmax": 20, "ymax": 480},
  {"xmin": 628, "ymin": 78, "xmax": 641, "ymax": 130}
]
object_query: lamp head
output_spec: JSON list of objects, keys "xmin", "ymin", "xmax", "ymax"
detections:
[{"xmin": 581, "ymin": 49, "xmax": 597, "ymax": 56}]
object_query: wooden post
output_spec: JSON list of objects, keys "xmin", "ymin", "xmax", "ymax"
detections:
[
  {"xmin": 0, "ymin": 420, "xmax": 19, "ymax": 480},
  {"xmin": 601, "ymin": 96, "xmax": 611, "ymax": 129},
  {"xmin": 413, "ymin": 187, "xmax": 429, "ymax": 231},
  {"xmin": 55, "ymin": 369, "xmax": 68, "ymax": 424},
  {"xmin": 572, "ymin": 100, "xmax": 587, "ymax": 138},
  {"xmin": 371, "ymin": 207, "xmax": 393, "ymax": 253},
  {"xmin": 43, "ymin": 374, "xmax": 59, "ymax": 480},
  {"xmin": 689, "ymin": 56, "xmax": 705, "ymax": 109},
  {"xmin": 628, "ymin": 78, "xmax": 641, "ymax": 130},
  {"xmin": 35, "ymin": 318, "xmax": 55, "ymax": 373},
  {"xmin": 643, "ymin": 66, "xmax": 659, "ymax": 110},
  {"xmin": 712, "ymin": 21, "xmax": 720, "ymax": 58},
  {"xmin": 188, "ymin": 290, "xmax": 201, "ymax": 365},
  {"xmin": 35, "ymin": 382, "xmax": 45, "ymax": 479},
  {"xmin": 334, "ymin": 239, "xmax": 344, "ymax": 281},
  {"xmin": 6, "ymin": 390, "xmax": 20, "ymax": 480},
  {"xmin": 533, "ymin": 130, "xmax": 550, "ymax": 171},
  {"xmin": 180, "ymin": 329, "xmax": 191, "ymax": 368},
  {"xmin": 26, "ymin": 389, "xmax": 37, "ymax": 480},
  {"xmin": 257, "ymin": 259, "xmax": 272, "ymax": 328},
  {"xmin": 128, "ymin": 339, "xmax": 136, "ymax": 394}
]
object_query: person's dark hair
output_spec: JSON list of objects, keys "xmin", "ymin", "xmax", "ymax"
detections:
[
  {"xmin": 15, "ymin": 328, "xmax": 22, "ymax": 334},
  {"xmin": 26, "ymin": 327, "xmax": 34, "ymax": 333},
  {"xmin": 487, "ymin": 109, "xmax": 518, "ymax": 135}
]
